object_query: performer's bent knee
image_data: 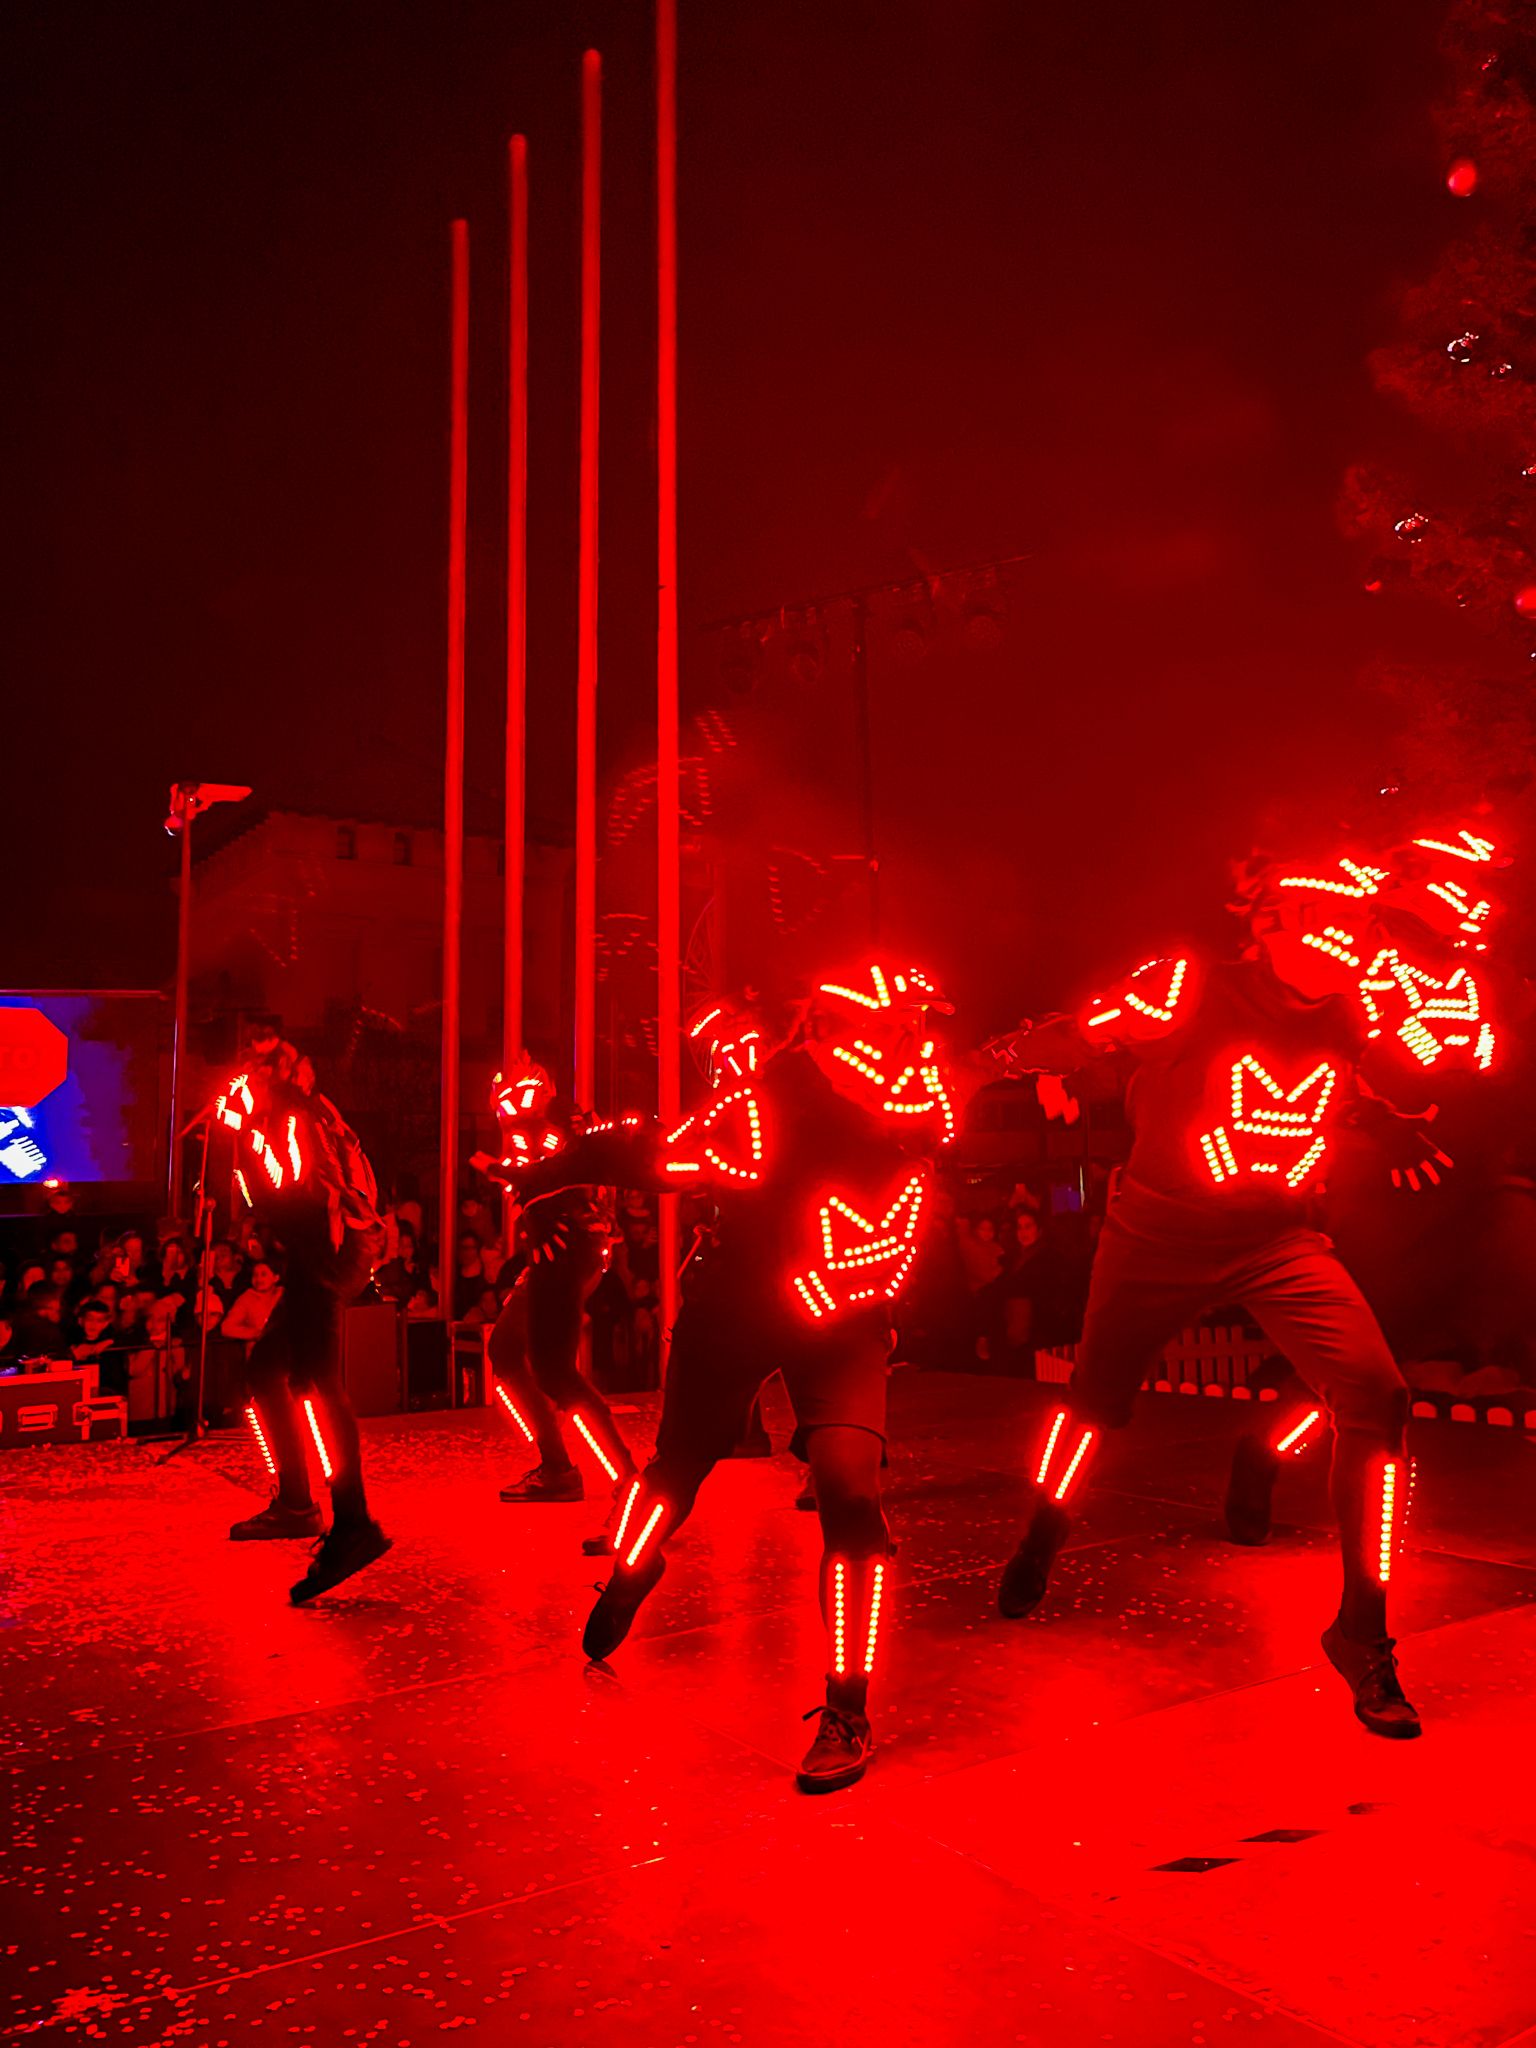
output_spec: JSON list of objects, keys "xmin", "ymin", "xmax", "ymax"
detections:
[{"xmin": 1331, "ymin": 1366, "xmax": 1410, "ymax": 1451}]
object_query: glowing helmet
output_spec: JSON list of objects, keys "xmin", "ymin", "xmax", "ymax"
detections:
[
  {"xmin": 1245, "ymin": 856, "xmax": 1391, "ymax": 1003},
  {"xmin": 687, "ymin": 997, "xmax": 765, "ymax": 1087},
  {"xmin": 1378, "ymin": 828, "xmax": 1501, "ymax": 951},
  {"xmin": 810, "ymin": 963, "xmax": 956, "ymax": 1137},
  {"xmin": 492, "ymin": 1057, "xmax": 557, "ymax": 1125}
]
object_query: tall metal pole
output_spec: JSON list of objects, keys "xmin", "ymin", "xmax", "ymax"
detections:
[
  {"xmin": 656, "ymin": 0, "xmax": 681, "ymax": 1371},
  {"xmin": 505, "ymin": 138, "xmax": 529, "ymax": 1078},
  {"xmin": 574, "ymin": 52, "xmax": 602, "ymax": 1108},
  {"xmin": 440, "ymin": 219, "xmax": 470, "ymax": 1326},
  {"xmin": 168, "ymin": 803, "xmax": 194, "ymax": 1219}
]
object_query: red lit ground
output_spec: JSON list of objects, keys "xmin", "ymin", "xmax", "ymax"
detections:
[{"xmin": 4, "ymin": 1371, "xmax": 1534, "ymax": 2047}]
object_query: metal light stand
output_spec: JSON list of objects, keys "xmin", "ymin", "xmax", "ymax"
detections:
[{"xmin": 159, "ymin": 1111, "xmax": 217, "ymax": 1462}]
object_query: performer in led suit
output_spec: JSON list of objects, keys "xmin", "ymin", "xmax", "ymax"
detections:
[
  {"xmin": 1222, "ymin": 827, "xmax": 1504, "ymax": 1550},
  {"xmin": 472, "ymin": 1062, "xmax": 636, "ymax": 1544},
  {"xmin": 505, "ymin": 965, "xmax": 956, "ymax": 1795},
  {"xmin": 987, "ymin": 835, "xmax": 1498, "ymax": 1739},
  {"xmin": 218, "ymin": 1038, "xmax": 393, "ymax": 1604}
]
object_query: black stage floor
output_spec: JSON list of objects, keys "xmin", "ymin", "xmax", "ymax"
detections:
[{"xmin": 4, "ymin": 1371, "xmax": 1535, "ymax": 2047}]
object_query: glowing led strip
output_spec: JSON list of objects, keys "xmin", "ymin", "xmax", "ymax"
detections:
[
  {"xmin": 245, "ymin": 1404, "xmax": 276, "ymax": 1476},
  {"xmin": 1053, "ymin": 1428, "xmax": 1095, "ymax": 1503},
  {"xmin": 612, "ymin": 1480, "xmax": 641, "ymax": 1556},
  {"xmin": 863, "ymin": 1560, "xmax": 884, "ymax": 1675},
  {"xmin": 1377, "ymin": 1460, "xmax": 1398, "ymax": 1585},
  {"xmin": 833, "ymin": 1559, "xmax": 847, "ymax": 1675},
  {"xmin": 1275, "ymin": 1407, "xmax": 1321, "ymax": 1455},
  {"xmin": 571, "ymin": 1411, "xmax": 619, "ymax": 1483},
  {"xmin": 1035, "ymin": 1409, "xmax": 1067, "ymax": 1487},
  {"xmin": 624, "ymin": 1501, "xmax": 665, "ymax": 1569},
  {"xmin": 302, "ymin": 1398, "xmax": 333, "ymax": 1482},
  {"xmin": 1275, "ymin": 860, "xmax": 1387, "ymax": 898},
  {"xmin": 495, "ymin": 1383, "xmax": 536, "ymax": 1443}
]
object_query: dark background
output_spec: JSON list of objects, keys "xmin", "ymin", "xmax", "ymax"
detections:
[{"xmin": 7, "ymin": 0, "xmax": 1454, "ymax": 1031}]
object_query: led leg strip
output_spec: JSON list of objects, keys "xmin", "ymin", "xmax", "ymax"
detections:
[
  {"xmin": 1377, "ymin": 1460, "xmax": 1398, "ymax": 1585},
  {"xmin": 1274, "ymin": 1407, "xmax": 1322, "ymax": 1455},
  {"xmin": 302, "ymin": 1398, "xmax": 334, "ymax": 1483},
  {"xmin": 863, "ymin": 1560, "xmax": 885, "ymax": 1676},
  {"xmin": 494, "ymin": 1382, "xmax": 536, "ymax": 1444},
  {"xmin": 832, "ymin": 1558, "xmax": 847, "ymax": 1676},
  {"xmin": 1052, "ymin": 1427, "xmax": 1095, "ymax": 1503},
  {"xmin": 612, "ymin": 1479, "xmax": 641, "ymax": 1556},
  {"xmin": 624, "ymin": 1501, "xmax": 666, "ymax": 1570},
  {"xmin": 1035, "ymin": 1409, "xmax": 1067, "ymax": 1487},
  {"xmin": 571, "ymin": 1410, "xmax": 620, "ymax": 1482},
  {"xmin": 245, "ymin": 1403, "xmax": 276, "ymax": 1477}
]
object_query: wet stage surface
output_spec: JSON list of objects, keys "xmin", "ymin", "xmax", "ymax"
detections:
[{"xmin": 4, "ymin": 1371, "xmax": 1535, "ymax": 2046}]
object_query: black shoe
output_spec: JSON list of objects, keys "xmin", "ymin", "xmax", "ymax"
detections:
[
  {"xmin": 499, "ymin": 1463, "xmax": 584, "ymax": 1504},
  {"xmin": 289, "ymin": 1519, "xmax": 393, "ymax": 1605},
  {"xmin": 796, "ymin": 1702, "xmax": 874, "ymax": 1794},
  {"xmin": 1224, "ymin": 1432, "xmax": 1279, "ymax": 1546},
  {"xmin": 582, "ymin": 1552, "xmax": 666, "ymax": 1661},
  {"xmin": 230, "ymin": 1496, "xmax": 323, "ymax": 1542},
  {"xmin": 998, "ymin": 1499, "xmax": 1071, "ymax": 1618},
  {"xmin": 1321, "ymin": 1622, "xmax": 1422, "ymax": 1740}
]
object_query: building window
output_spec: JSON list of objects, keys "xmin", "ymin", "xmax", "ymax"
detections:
[
  {"xmin": 336, "ymin": 825, "xmax": 357, "ymax": 861},
  {"xmin": 392, "ymin": 832, "xmax": 413, "ymax": 867}
]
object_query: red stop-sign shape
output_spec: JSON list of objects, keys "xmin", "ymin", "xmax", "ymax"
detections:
[{"xmin": 0, "ymin": 1008, "xmax": 68, "ymax": 1109}]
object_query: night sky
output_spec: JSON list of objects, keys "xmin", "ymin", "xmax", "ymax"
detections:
[{"xmin": 9, "ymin": 0, "xmax": 1451, "ymax": 1024}]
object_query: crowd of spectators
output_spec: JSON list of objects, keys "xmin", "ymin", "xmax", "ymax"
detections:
[
  {"xmin": 0, "ymin": 1184, "xmax": 290, "ymax": 1400},
  {"xmin": 2, "ymin": 1169, "xmax": 1094, "ymax": 1428}
]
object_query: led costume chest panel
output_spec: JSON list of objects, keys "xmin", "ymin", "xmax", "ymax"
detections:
[
  {"xmin": 1197, "ymin": 1052, "xmax": 1338, "ymax": 1191},
  {"xmin": 1110, "ymin": 962, "xmax": 1362, "ymax": 1218}
]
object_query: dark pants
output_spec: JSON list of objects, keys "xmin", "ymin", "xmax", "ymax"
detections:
[
  {"xmin": 488, "ymin": 1236, "xmax": 633, "ymax": 1479},
  {"xmin": 246, "ymin": 1230, "xmax": 377, "ymax": 1524},
  {"xmin": 1069, "ymin": 1217, "xmax": 1408, "ymax": 1638},
  {"xmin": 623, "ymin": 1292, "xmax": 893, "ymax": 1700}
]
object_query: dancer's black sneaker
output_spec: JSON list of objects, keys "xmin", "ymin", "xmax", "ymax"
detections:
[
  {"xmin": 230, "ymin": 1496, "xmax": 323, "ymax": 1542},
  {"xmin": 289, "ymin": 1519, "xmax": 393, "ymax": 1605},
  {"xmin": 1321, "ymin": 1622, "xmax": 1422, "ymax": 1739},
  {"xmin": 582, "ymin": 1551, "xmax": 666, "ymax": 1661},
  {"xmin": 1224, "ymin": 1432, "xmax": 1279, "ymax": 1546},
  {"xmin": 796, "ymin": 1702, "xmax": 874, "ymax": 1794},
  {"xmin": 499, "ymin": 1463, "xmax": 584, "ymax": 1503},
  {"xmin": 998, "ymin": 1499, "xmax": 1071, "ymax": 1618}
]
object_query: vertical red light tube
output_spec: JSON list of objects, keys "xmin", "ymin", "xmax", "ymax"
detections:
[
  {"xmin": 440, "ymin": 219, "xmax": 470, "ymax": 1328},
  {"xmin": 655, "ymin": 0, "xmax": 681, "ymax": 1372},
  {"xmin": 575, "ymin": 53, "xmax": 602, "ymax": 1111},
  {"xmin": 505, "ymin": 139, "xmax": 529, "ymax": 1095}
]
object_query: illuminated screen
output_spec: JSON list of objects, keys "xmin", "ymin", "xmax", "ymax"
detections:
[{"xmin": 0, "ymin": 993, "xmax": 164, "ymax": 1189}]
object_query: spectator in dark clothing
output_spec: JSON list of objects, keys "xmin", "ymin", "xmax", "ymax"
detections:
[
  {"xmin": 0, "ymin": 1309, "xmax": 17, "ymax": 1368},
  {"xmin": 47, "ymin": 1254, "xmax": 85, "ymax": 1314},
  {"xmin": 11, "ymin": 1282, "xmax": 71, "ymax": 1361},
  {"xmin": 451, "ymin": 1231, "xmax": 489, "ymax": 1320},
  {"xmin": 70, "ymin": 1299, "xmax": 124, "ymax": 1393},
  {"xmin": 375, "ymin": 1224, "xmax": 435, "ymax": 1313}
]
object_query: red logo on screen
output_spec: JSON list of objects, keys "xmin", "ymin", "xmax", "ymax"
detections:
[{"xmin": 0, "ymin": 1008, "xmax": 68, "ymax": 1110}]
